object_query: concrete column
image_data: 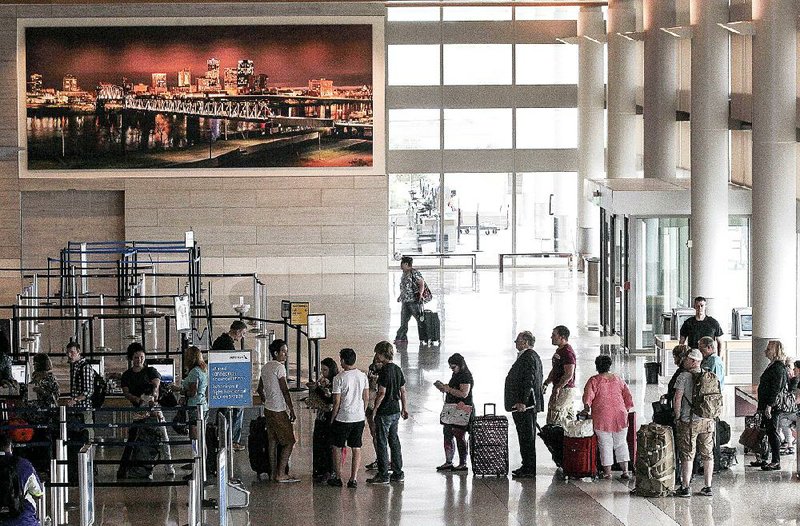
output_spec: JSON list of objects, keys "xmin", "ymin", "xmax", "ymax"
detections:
[
  {"xmin": 643, "ymin": 0, "xmax": 677, "ymax": 179},
  {"xmin": 607, "ymin": 0, "xmax": 638, "ymax": 179},
  {"xmin": 576, "ymin": 6, "xmax": 605, "ymax": 257},
  {"xmin": 751, "ymin": 0, "xmax": 797, "ymax": 378},
  {"xmin": 689, "ymin": 0, "xmax": 730, "ymax": 325}
]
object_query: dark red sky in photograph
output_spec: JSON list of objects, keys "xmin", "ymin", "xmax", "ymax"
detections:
[{"xmin": 26, "ymin": 24, "xmax": 373, "ymax": 89}]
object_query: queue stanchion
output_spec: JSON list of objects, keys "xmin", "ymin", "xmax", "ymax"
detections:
[
  {"xmin": 314, "ymin": 340, "xmax": 321, "ymax": 383},
  {"xmin": 291, "ymin": 325, "xmax": 304, "ymax": 392},
  {"xmin": 49, "ymin": 459, "xmax": 63, "ymax": 526},
  {"xmin": 188, "ymin": 449, "xmax": 200, "ymax": 526},
  {"xmin": 197, "ymin": 407, "xmax": 207, "ymax": 487},
  {"xmin": 78, "ymin": 444, "xmax": 94, "ymax": 526},
  {"xmin": 307, "ymin": 339, "xmax": 314, "ymax": 384}
]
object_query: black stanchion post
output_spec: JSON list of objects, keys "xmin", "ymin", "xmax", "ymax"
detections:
[
  {"xmin": 314, "ymin": 340, "xmax": 321, "ymax": 383},
  {"xmin": 11, "ymin": 304, "xmax": 19, "ymax": 355},
  {"xmin": 165, "ymin": 315, "xmax": 171, "ymax": 358},
  {"xmin": 88, "ymin": 318, "xmax": 94, "ymax": 356},
  {"xmin": 294, "ymin": 325, "xmax": 302, "ymax": 390},
  {"xmin": 307, "ymin": 338, "xmax": 313, "ymax": 384},
  {"xmin": 139, "ymin": 302, "xmax": 147, "ymax": 351}
]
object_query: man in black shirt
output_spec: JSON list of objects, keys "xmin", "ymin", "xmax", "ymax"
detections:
[
  {"xmin": 367, "ymin": 341, "xmax": 408, "ymax": 485},
  {"xmin": 504, "ymin": 331, "xmax": 544, "ymax": 478},
  {"xmin": 211, "ymin": 320, "xmax": 249, "ymax": 451},
  {"xmin": 679, "ymin": 296, "xmax": 723, "ymax": 350}
]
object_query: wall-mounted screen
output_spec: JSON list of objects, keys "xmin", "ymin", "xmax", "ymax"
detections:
[
  {"xmin": 11, "ymin": 362, "xmax": 27, "ymax": 384},
  {"xmin": 21, "ymin": 17, "xmax": 384, "ymax": 177},
  {"xmin": 149, "ymin": 359, "xmax": 175, "ymax": 384}
]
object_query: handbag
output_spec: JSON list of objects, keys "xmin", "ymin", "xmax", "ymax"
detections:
[
  {"xmin": 776, "ymin": 385, "xmax": 797, "ymax": 414},
  {"xmin": 421, "ymin": 284, "xmax": 433, "ymax": 303},
  {"xmin": 440, "ymin": 401, "xmax": 472, "ymax": 427},
  {"xmin": 158, "ymin": 388, "xmax": 179, "ymax": 408},
  {"xmin": 738, "ymin": 426, "xmax": 767, "ymax": 455},
  {"xmin": 563, "ymin": 417, "xmax": 594, "ymax": 438}
]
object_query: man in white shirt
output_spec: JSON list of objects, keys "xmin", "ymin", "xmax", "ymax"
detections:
[
  {"xmin": 257, "ymin": 339, "xmax": 298, "ymax": 483},
  {"xmin": 328, "ymin": 348, "xmax": 369, "ymax": 488}
]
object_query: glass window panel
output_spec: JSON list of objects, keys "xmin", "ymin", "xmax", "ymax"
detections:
[
  {"xmin": 515, "ymin": 172, "xmax": 577, "ymax": 254},
  {"xmin": 387, "ymin": 7, "xmax": 440, "ymax": 21},
  {"xmin": 516, "ymin": 108, "xmax": 578, "ymax": 149},
  {"xmin": 444, "ymin": 45, "xmax": 512, "ymax": 85},
  {"xmin": 516, "ymin": 45, "xmax": 578, "ymax": 85},
  {"xmin": 388, "ymin": 45, "xmax": 440, "ymax": 86},
  {"xmin": 389, "ymin": 109, "xmax": 440, "ymax": 150},
  {"xmin": 444, "ymin": 108, "xmax": 512, "ymax": 149},
  {"xmin": 443, "ymin": 6, "xmax": 512, "ymax": 21},
  {"xmin": 388, "ymin": 174, "xmax": 442, "ymax": 257},
  {"xmin": 444, "ymin": 173, "xmax": 512, "ymax": 265},
  {"xmin": 515, "ymin": 6, "xmax": 580, "ymax": 20}
]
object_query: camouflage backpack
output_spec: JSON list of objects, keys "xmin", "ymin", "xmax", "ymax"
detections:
[{"xmin": 690, "ymin": 371, "xmax": 723, "ymax": 419}]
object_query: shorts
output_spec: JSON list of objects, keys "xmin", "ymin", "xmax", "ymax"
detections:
[
  {"xmin": 265, "ymin": 409, "xmax": 296, "ymax": 446},
  {"xmin": 330, "ymin": 420, "xmax": 365, "ymax": 448},
  {"xmin": 676, "ymin": 418, "xmax": 714, "ymax": 462}
]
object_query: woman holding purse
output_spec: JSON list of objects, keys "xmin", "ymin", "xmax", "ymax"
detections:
[{"xmin": 434, "ymin": 353, "xmax": 473, "ymax": 472}]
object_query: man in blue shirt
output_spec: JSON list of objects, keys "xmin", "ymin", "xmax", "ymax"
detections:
[{"xmin": 699, "ymin": 336, "xmax": 725, "ymax": 390}]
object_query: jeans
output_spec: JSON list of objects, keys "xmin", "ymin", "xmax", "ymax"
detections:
[
  {"xmin": 512, "ymin": 410, "xmax": 537, "ymax": 473},
  {"xmin": 766, "ymin": 410, "xmax": 782, "ymax": 464},
  {"xmin": 395, "ymin": 302, "xmax": 422, "ymax": 341},
  {"xmin": 375, "ymin": 412, "xmax": 403, "ymax": 477}
]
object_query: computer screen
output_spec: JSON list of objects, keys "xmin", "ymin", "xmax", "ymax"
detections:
[
  {"xmin": 740, "ymin": 314, "xmax": 753, "ymax": 332},
  {"xmin": 150, "ymin": 360, "xmax": 175, "ymax": 384},
  {"xmin": 11, "ymin": 363, "xmax": 26, "ymax": 383}
]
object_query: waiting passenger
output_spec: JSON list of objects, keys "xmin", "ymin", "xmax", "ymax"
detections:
[
  {"xmin": 22, "ymin": 354, "xmax": 59, "ymax": 477},
  {"xmin": 0, "ymin": 432, "xmax": 44, "ymax": 526},
  {"xmin": 172, "ymin": 346, "xmax": 208, "ymax": 442},
  {"xmin": 119, "ymin": 343, "xmax": 174, "ymax": 477},
  {"xmin": 755, "ymin": 340, "xmax": 790, "ymax": 471},
  {"xmin": 543, "ymin": 325, "xmax": 576, "ymax": 425},
  {"xmin": 307, "ymin": 357, "xmax": 338, "ymax": 483},
  {"xmin": 699, "ymin": 336, "xmax": 725, "ymax": 389},
  {"xmin": 778, "ymin": 360, "xmax": 800, "ymax": 456},
  {"xmin": 393, "ymin": 256, "xmax": 427, "ymax": 344},
  {"xmin": 329, "ymin": 348, "xmax": 369, "ymax": 488},
  {"xmin": 364, "ymin": 355, "xmax": 382, "ymax": 472},
  {"xmin": 257, "ymin": 339, "xmax": 299, "ymax": 483},
  {"xmin": 581, "ymin": 355, "xmax": 634, "ymax": 480},
  {"xmin": 434, "ymin": 353, "xmax": 474, "ymax": 472},
  {"xmin": 504, "ymin": 331, "xmax": 544, "ymax": 478}
]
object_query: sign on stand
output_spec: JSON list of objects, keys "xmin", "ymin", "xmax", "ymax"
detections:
[
  {"xmin": 290, "ymin": 302, "xmax": 309, "ymax": 326},
  {"xmin": 307, "ymin": 314, "xmax": 327, "ymax": 340},
  {"xmin": 208, "ymin": 350, "xmax": 253, "ymax": 409}
]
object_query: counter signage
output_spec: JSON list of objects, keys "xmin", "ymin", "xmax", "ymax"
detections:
[
  {"xmin": 307, "ymin": 314, "xmax": 327, "ymax": 340},
  {"xmin": 208, "ymin": 350, "xmax": 252, "ymax": 408},
  {"xmin": 290, "ymin": 302, "xmax": 309, "ymax": 326}
]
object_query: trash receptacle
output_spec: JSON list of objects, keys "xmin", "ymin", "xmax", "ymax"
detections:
[
  {"xmin": 585, "ymin": 257, "xmax": 599, "ymax": 296},
  {"xmin": 644, "ymin": 362, "xmax": 660, "ymax": 384}
]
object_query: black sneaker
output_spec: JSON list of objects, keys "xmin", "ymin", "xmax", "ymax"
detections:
[
  {"xmin": 365, "ymin": 461, "xmax": 378, "ymax": 471},
  {"xmin": 366, "ymin": 475, "xmax": 390, "ymax": 485},
  {"xmin": 700, "ymin": 486, "xmax": 712, "ymax": 497},
  {"xmin": 389, "ymin": 472, "xmax": 405, "ymax": 483},
  {"xmin": 676, "ymin": 486, "xmax": 691, "ymax": 498},
  {"xmin": 327, "ymin": 477, "xmax": 343, "ymax": 487},
  {"xmin": 347, "ymin": 480, "xmax": 358, "ymax": 489}
]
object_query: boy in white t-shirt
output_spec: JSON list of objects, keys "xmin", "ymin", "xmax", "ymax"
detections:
[
  {"xmin": 256, "ymin": 339, "xmax": 298, "ymax": 483},
  {"xmin": 328, "ymin": 348, "xmax": 369, "ymax": 488}
]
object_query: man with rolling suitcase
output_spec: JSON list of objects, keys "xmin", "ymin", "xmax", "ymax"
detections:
[{"xmin": 504, "ymin": 331, "xmax": 544, "ymax": 478}]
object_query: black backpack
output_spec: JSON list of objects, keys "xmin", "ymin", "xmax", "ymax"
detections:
[
  {"xmin": 90, "ymin": 368, "xmax": 107, "ymax": 409},
  {"xmin": 0, "ymin": 455, "xmax": 24, "ymax": 520}
]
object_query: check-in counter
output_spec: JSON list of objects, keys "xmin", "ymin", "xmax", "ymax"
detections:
[{"xmin": 655, "ymin": 335, "xmax": 753, "ymax": 385}]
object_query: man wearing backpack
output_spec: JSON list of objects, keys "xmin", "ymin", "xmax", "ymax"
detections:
[
  {"xmin": 0, "ymin": 432, "xmax": 44, "ymax": 526},
  {"xmin": 673, "ymin": 349, "xmax": 722, "ymax": 497},
  {"xmin": 394, "ymin": 256, "xmax": 428, "ymax": 344},
  {"xmin": 66, "ymin": 342, "xmax": 95, "ymax": 442}
]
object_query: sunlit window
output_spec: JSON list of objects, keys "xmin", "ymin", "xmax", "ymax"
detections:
[
  {"xmin": 516, "ymin": 45, "xmax": 579, "ymax": 85},
  {"xmin": 516, "ymin": 108, "xmax": 578, "ymax": 149},
  {"xmin": 443, "ymin": 6, "xmax": 512, "ymax": 21},
  {"xmin": 388, "ymin": 45, "xmax": 440, "ymax": 86},
  {"xmin": 387, "ymin": 7, "xmax": 440, "ymax": 21},
  {"xmin": 389, "ymin": 109, "xmax": 440, "ymax": 150},
  {"xmin": 515, "ymin": 7, "xmax": 580, "ymax": 20},
  {"xmin": 444, "ymin": 108, "xmax": 512, "ymax": 149},
  {"xmin": 443, "ymin": 44, "xmax": 512, "ymax": 85}
]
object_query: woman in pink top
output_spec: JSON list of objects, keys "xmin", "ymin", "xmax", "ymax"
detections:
[{"xmin": 582, "ymin": 355, "xmax": 634, "ymax": 480}]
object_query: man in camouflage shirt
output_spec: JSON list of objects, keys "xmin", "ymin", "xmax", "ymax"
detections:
[{"xmin": 394, "ymin": 256, "xmax": 427, "ymax": 343}]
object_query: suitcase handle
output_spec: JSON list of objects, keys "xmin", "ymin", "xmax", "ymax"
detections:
[{"xmin": 484, "ymin": 403, "xmax": 496, "ymax": 416}]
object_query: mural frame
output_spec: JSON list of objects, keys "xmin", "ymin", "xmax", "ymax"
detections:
[{"xmin": 17, "ymin": 16, "xmax": 385, "ymax": 179}]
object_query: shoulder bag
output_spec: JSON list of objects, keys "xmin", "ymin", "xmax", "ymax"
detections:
[{"xmin": 440, "ymin": 401, "xmax": 472, "ymax": 427}]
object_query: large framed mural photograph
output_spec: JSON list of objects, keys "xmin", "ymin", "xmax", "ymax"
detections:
[{"xmin": 18, "ymin": 17, "xmax": 385, "ymax": 177}]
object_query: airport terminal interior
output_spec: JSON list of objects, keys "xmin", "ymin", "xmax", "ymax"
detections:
[{"xmin": 0, "ymin": 0, "xmax": 799, "ymax": 524}]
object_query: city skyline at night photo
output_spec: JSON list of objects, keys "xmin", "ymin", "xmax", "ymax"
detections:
[{"xmin": 23, "ymin": 22, "xmax": 376, "ymax": 172}]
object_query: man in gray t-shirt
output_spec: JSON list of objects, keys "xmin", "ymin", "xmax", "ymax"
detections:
[{"xmin": 672, "ymin": 349, "xmax": 714, "ymax": 498}]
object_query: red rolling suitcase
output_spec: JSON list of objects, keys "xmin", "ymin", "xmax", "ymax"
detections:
[{"xmin": 562, "ymin": 434, "xmax": 598, "ymax": 479}]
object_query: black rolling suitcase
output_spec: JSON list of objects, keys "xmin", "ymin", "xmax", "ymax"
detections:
[
  {"xmin": 248, "ymin": 414, "xmax": 270, "ymax": 478},
  {"xmin": 470, "ymin": 403, "xmax": 508, "ymax": 477},
  {"xmin": 419, "ymin": 310, "xmax": 441, "ymax": 343},
  {"xmin": 537, "ymin": 423, "xmax": 564, "ymax": 467}
]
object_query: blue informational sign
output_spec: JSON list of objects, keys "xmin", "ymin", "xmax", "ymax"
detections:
[{"xmin": 208, "ymin": 350, "xmax": 253, "ymax": 409}]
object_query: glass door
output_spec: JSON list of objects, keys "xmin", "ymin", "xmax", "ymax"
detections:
[{"xmin": 388, "ymin": 173, "xmax": 441, "ymax": 260}]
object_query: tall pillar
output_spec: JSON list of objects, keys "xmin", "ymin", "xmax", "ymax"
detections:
[
  {"xmin": 751, "ymin": 0, "xmax": 797, "ymax": 378},
  {"xmin": 576, "ymin": 6, "xmax": 605, "ymax": 257},
  {"xmin": 607, "ymin": 0, "xmax": 638, "ymax": 179},
  {"xmin": 689, "ymin": 0, "xmax": 730, "ymax": 324},
  {"xmin": 643, "ymin": 0, "xmax": 677, "ymax": 179}
]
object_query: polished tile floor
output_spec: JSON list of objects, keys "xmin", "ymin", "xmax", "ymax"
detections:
[{"xmin": 72, "ymin": 267, "xmax": 800, "ymax": 525}]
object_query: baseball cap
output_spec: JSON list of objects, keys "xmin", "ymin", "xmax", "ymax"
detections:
[{"xmin": 687, "ymin": 349, "xmax": 703, "ymax": 362}]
